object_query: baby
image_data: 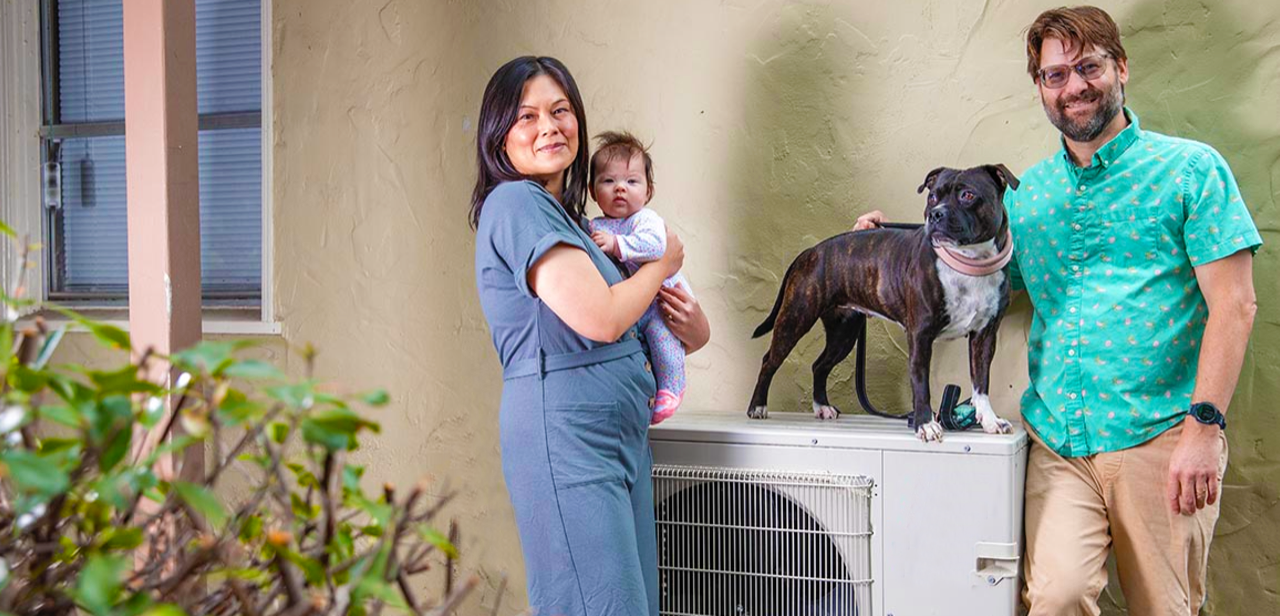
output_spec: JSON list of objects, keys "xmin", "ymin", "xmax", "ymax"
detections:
[{"xmin": 588, "ymin": 131, "xmax": 692, "ymax": 425}]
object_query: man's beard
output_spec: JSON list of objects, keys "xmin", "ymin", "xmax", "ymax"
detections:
[{"xmin": 1044, "ymin": 80, "xmax": 1124, "ymax": 143}]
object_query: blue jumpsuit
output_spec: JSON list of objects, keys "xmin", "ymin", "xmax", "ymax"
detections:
[{"xmin": 474, "ymin": 180, "xmax": 659, "ymax": 616}]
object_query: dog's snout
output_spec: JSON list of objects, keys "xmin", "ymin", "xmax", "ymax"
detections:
[{"xmin": 927, "ymin": 207, "xmax": 945, "ymax": 224}]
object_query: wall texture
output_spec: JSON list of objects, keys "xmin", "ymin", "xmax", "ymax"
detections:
[{"xmin": 58, "ymin": 0, "xmax": 1280, "ymax": 614}]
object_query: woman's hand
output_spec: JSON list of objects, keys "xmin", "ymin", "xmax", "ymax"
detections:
[
  {"xmin": 852, "ymin": 210, "xmax": 886, "ymax": 232},
  {"xmin": 654, "ymin": 228, "xmax": 685, "ymax": 278},
  {"xmin": 660, "ymin": 285, "xmax": 710, "ymax": 354}
]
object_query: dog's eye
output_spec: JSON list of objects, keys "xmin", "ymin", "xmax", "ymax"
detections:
[
  {"xmin": 959, "ymin": 189, "xmax": 977, "ymax": 203},
  {"xmin": 928, "ymin": 193, "xmax": 938, "ymax": 205}
]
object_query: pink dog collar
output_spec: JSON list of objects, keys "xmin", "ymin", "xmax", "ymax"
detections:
[{"xmin": 933, "ymin": 229, "xmax": 1014, "ymax": 277}]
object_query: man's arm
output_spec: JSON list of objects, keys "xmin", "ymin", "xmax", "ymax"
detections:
[{"xmin": 1167, "ymin": 249, "xmax": 1257, "ymax": 515}]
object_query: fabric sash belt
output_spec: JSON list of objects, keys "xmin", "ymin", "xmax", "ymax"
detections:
[{"xmin": 503, "ymin": 337, "xmax": 644, "ymax": 380}]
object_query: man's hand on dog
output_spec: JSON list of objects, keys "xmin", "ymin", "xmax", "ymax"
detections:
[
  {"xmin": 591, "ymin": 231, "xmax": 620, "ymax": 258},
  {"xmin": 852, "ymin": 210, "xmax": 886, "ymax": 232}
]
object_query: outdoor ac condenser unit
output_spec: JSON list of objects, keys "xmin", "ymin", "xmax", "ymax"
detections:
[{"xmin": 649, "ymin": 411, "xmax": 1028, "ymax": 616}]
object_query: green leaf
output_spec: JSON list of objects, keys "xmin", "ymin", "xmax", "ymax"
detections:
[
  {"xmin": 237, "ymin": 514, "xmax": 263, "ymax": 542},
  {"xmin": 140, "ymin": 396, "xmax": 165, "ymax": 429},
  {"xmin": 302, "ymin": 407, "xmax": 380, "ymax": 451},
  {"xmin": 98, "ymin": 527, "xmax": 144, "ymax": 551},
  {"xmin": 342, "ymin": 464, "xmax": 365, "ymax": 493},
  {"xmin": 349, "ymin": 494, "xmax": 392, "ymax": 527},
  {"xmin": 74, "ymin": 554, "xmax": 126, "ymax": 616},
  {"xmin": 8, "ymin": 365, "xmax": 48, "ymax": 393},
  {"xmin": 286, "ymin": 462, "xmax": 319, "ymax": 490},
  {"xmin": 172, "ymin": 340, "xmax": 254, "ymax": 376},
  {"xmin": 265, "ymin": 382, "xmax": 316, "ymax": 409},
  {"xmin": 38, "ymin": 437, "xmax": 81, "ymax": 455},
  {"xmin": 360, "ymin": 389, "xmax": 390, "ymax": 407},
  {"xmin": 140, "ymin": 605, "xmax": 186, "ymax": 616},
  {"xmin": 1, "ymin": 450, "xmax": 70, "ymax": 497},
  {"xmin": 290, "ymin": 492, "xmax": 318, "ymax": 520},
  {"xmin": 0, "ymin": 220, "xmax": 15, "ymax": 238},
  {"xmin": 172, "ymin": 481, "xmax": 228, "ymax": 531},
  {"xmin": 223, "ymin": 360, "xmax": 284, "ymax": 381},
  {"xmin": 98, "ymin": 425, "xmax": 132, "ymax": 473},
  {"xmin": 267, "ymin": 421, "xmax": 290, "ymax": 444},
  {"xmin": 37, "ymin": 404, "xmax": 82, "ymax": 428},
  {"xmin": 332, "ymin": 525, "xmax": 355, "ymax": 561},
  {"xmin": 214, "ymin": 389, "xmax": 264, "ymax": 426},
  {"xmin": 89, "ymin": 365, "xmax": 162, "ymax": 396},
  {"xmin": 353, "ymin": 577, "xmax": 409, "ymax": 610},
  {"xmin": 416, "ymin": 525, "xmax": 459, "ymax": 559},
  {"xmin": 279, "ymin": 548, "xmax": 325, "ymax": 586},
  {"xmin": 46, "ymin": 305, "xmax": 133, "ymax": 351},
  {"xmin": 211, "ymin": 567, "xmax": 269, "ymax": 585}
]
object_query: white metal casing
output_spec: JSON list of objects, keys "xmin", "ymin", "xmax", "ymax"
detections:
[{"xmin": 649, "ymin": 410, "xmax": 1028, "ymax": 616}]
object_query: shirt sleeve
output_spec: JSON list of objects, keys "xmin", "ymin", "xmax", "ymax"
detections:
[
  {"xmin": 1003, "ymin": 189, "xmax": 1026, "ymax": 291},
  {"xmin": 483, "ymin": 181, "xmax": 588, "ymax": 298},
  {"xmin": 615, "ymin": 209, "xmax": 667, "ymax": 263},
  {"xmin": 1182, "ymin": 147, "xmax": 1263, "ymax": 267}
]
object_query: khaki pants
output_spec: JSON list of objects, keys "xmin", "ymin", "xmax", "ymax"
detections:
[{"xmin": 1022, "ymin": 423, "xmax": 1228, "ymax": 616}]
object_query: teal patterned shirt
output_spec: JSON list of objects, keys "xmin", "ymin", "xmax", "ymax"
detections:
[{"xmin": 1005, "ymin": 109, "xmax": 1261, "ymax": 457}]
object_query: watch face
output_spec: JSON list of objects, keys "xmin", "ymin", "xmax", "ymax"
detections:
[{"xmin": 1193, "ymin": 403, "xmax": 1217, "ymax": 422}]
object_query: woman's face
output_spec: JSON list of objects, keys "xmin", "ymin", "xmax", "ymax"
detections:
[{"xmin": 504, "ymin": 74, "xmax": 579, "ymax": 187}]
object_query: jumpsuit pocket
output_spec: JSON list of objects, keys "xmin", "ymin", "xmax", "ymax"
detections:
[{"xmin": 546, "ymin": 401, "xmax": 624, "ymax": 489}]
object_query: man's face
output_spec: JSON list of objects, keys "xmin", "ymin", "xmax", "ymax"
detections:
[{"xmin": 1037, "ymin": 38, "xmax": 1129, "ymax": 143}]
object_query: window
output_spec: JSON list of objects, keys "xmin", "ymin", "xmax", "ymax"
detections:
[{"xmin": 38, "ymin": 0, "xmax": 263, "ymax": 305}]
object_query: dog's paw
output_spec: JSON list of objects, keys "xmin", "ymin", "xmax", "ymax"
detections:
[
  {"xmin": 747, "ymin": 406, "xmax": 769, "ymax": 420},
  {"xmin": 980, "ymin": 415, "xmax": 1013, "ymax": 434},
  {"xmin": 972, "ymin": 393, "xmax": 1012, "ymax": 434},
  {"xmin": 812, "ymin": 402, "xmax": 840, "ymax": 420},
  {"xmin": 916, "ymin": 421, "xmax": 944, "ymax": 442}
]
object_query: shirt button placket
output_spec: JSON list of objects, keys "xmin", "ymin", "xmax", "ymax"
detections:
[{"xmin": 1065, "ymin": 179, "xmax": 1091, "ymax": 454}]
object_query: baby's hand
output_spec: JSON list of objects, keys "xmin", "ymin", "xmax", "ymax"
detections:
[{"xmin": 591, "ymin": 231, "xmax": 618, "ymax": 258}]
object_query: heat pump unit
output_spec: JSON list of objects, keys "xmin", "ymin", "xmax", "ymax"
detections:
[{"xmin": 649, "ymin": 411, "xmax": 1027, "ymax": 616}]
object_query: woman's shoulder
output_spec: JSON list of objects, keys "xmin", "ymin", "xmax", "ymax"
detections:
[{"xmin": 485, "ymin": 180, "xmax": 554, "ymax": 207}]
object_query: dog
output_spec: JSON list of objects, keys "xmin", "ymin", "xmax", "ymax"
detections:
[{"xmin": 748, "ymin": 165, "xmax": 1019, "ymax": 441}]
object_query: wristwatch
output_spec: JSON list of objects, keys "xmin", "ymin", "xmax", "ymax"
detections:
[{"xmin": 1189, "ymin": 401, "xmax": 1226, "ymax": 430}]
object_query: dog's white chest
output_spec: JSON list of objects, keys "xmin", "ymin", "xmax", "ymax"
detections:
[{"xmin": 936, "ymin": 241, "xmax": 1004, "ymax": 340}]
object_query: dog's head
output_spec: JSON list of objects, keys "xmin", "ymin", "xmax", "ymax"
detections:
[{"xmin": 918, "ymin": 164, "xmax": 1019, "ymax": 248}]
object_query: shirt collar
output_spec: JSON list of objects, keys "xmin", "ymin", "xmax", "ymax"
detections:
[{"xmin": 1058, "ymin": 107, "xmax": 1142, "ymax": 171}]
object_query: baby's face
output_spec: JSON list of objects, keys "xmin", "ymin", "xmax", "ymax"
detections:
[{"xmin": 592, "ymin": 153, "xmax": 651, "ymax": 219}]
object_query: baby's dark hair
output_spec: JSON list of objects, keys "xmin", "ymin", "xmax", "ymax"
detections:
[{"xmin": 589, "ymin": 131, "xmax": 655, "ymax": 197}]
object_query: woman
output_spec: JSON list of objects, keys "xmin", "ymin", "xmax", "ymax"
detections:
[{"xmin": 471, "ymin": 56, "xmax": 709, "ymax": 616}]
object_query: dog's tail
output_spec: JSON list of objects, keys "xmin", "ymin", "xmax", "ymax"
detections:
[{"xmin": 752, "ymin": 259, "xmax": 802, "ymax": 339}]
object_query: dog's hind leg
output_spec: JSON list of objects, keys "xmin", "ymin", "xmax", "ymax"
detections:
[
  {"xmin": 748, "ymin": 293, "xmax": 824, "ymax": 420},
  {"xmin": 969, "ymin": 321, "xmax": 1012, "ymax": 434},
  {"xmin": 811, "ymin": 308, "xmax": 865, "ymax": 420}
]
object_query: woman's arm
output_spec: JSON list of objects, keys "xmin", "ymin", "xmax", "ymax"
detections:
[{"xmin": 529, "ymin": 230, "xmax": 685, "ymax": 342}]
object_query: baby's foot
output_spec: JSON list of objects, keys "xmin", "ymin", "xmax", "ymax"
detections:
[{"xmin": 650, "ymin": 389, "xmax": 684, "ymax": 425}]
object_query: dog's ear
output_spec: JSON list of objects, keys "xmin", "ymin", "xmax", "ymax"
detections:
[
  {"xmin": 984, "ymin": 164, "xmax": 1020, "ymax": 192},
  {"xmin": 917, "ymin": 167, "xmax": 947, "ymax": 194}
]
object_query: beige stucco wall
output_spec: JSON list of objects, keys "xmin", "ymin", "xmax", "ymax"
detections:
[{"xmin": 54, "ymin": 0, "xmax": 1279, "ymax": 614}]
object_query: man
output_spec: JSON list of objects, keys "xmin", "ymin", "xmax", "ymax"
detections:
[{"xmin": 855, "ymin": 6, "xmax": 1260, "ymax": 615}]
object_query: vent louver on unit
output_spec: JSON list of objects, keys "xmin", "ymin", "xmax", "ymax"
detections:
[{"xmin": 653, "ymin": 465, "xmax": 872, "ymax": 616}]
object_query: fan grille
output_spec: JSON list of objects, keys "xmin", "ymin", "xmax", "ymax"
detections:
[{"xmin": 653, "ymin": 465, "xmax": 874, "ymax": 616}]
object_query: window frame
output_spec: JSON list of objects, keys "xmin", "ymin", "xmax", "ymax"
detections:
[{"xmin": 1, "ymin": 0, "xmax": 276, "ymax": 333}]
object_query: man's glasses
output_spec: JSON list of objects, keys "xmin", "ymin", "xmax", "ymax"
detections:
[{"xmin": 1037, "ymin": 54, "xmax": 1111, "ymax": 89}]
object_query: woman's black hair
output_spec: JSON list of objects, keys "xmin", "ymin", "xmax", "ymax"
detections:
[{"xmin": 469, "ymin": 56, "xmax": 589, "ymax": 230}]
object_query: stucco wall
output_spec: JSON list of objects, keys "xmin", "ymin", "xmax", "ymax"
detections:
[{"xmin": 57, "ymin": 0, "xmax": 1279, "ymax": 614}]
